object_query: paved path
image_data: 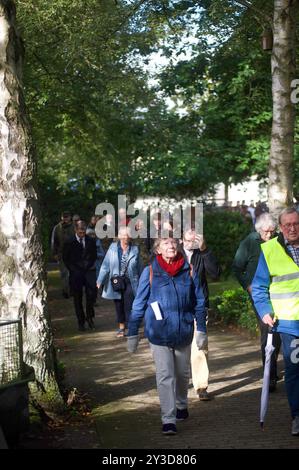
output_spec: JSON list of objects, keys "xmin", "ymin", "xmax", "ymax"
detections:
[{"xmin": 49, "ymin": 275, "xmax": 298, "ymax": 449}]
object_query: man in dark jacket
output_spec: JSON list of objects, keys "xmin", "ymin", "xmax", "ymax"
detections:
[
  {"xmin": 51, "ymin": 211, "xmax": 75, "ymax": 298},
  {"xmin": 182, "ymin": 229, "xmax": 221, "ymax": 401},
  {"xmin": 232, "ymin": 212, "xmax": 281, "ymax": 391},
  {"xmin": 63, "ymin": 221, "xmax": 97, "ymax": 331}
]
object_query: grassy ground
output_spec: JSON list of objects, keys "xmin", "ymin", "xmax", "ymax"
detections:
[{"xmin": 208, "ymin": 275, "xmax": 239, "ymax": 301}]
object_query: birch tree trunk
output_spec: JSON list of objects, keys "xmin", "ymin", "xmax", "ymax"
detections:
[
  {"xmin": 268, "ymin": 0, "xmax": 299, "ymax": 216},
  {"xmin": 0, "ymin": 0, "xmax": 62, "ymax": 408}
]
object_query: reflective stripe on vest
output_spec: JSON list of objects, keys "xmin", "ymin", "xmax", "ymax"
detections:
[{"xmin": 261, "ymin": 237, "xmax": 299, "ymax": 321}]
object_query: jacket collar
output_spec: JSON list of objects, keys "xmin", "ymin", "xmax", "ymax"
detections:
[
  {"xmin": 152, "ymin": 256, "xmax": 190, "ymax": 276},
  {"xmin": 277, "ymin": 232, "xmax": 294, "ymax": 259},
  {"xmin": 111, "ymin": 241, "xmax": 138, "ymax": 259}
]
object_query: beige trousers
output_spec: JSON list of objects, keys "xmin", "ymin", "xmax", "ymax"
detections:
[{"xmin": 191, "ymin": 329, "xmax": 209, "ymax": 391}]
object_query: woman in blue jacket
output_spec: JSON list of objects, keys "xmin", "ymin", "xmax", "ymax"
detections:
[
  {"xmin": 127, "ymin": 237, "xmax": 206, "ymax": 435},
  {"xmin": 97, "ymin": 226, "xmax": 144, "ymax": 337}
]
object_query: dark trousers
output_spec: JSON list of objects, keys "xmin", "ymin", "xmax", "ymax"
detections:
[
  {"xmin": 72, "ymin": 271, "xmax": 97, "ymax": 327},
  {"xmin": 280, "ymin": 333, "xmax": 299, "ymax": 418},
  {"xmin": 250, "ymin": 296, "xmax": 281, "ymax": 380},
  {"xmin": 113, "ymin": 279, "xmax": 134, "ymax": 327}
]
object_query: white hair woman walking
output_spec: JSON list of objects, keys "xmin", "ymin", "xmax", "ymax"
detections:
[
  {"xmin": 126, "ymin": 236, "xmax": 206, "ymax": 435},
  {"xmin": 233, "ymin": 212, "xmax": 281, "ymax": 391}
]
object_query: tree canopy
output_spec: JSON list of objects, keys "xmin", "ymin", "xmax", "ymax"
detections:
[{"xmin": 16, "ymin": 0, "xmax": 299, "ymax": 213}]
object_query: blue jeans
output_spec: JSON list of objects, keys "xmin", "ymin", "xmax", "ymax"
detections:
[{"xmin": 280, "ymin": 333, "xmax": 299, "ymax": 418}]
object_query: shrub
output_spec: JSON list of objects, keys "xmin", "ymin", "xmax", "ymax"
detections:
[
  {"xmin": 212, "ymin": 288, "xmax": 259, "ymax": 335},
  {"xmin": 203, "ymin": 210, "xmax": 252, "ymax": 276}
]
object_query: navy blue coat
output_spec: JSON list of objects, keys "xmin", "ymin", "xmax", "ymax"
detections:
[{"xmin": 128, "ymin": 257, "xmax": 206, "ymax": 348}]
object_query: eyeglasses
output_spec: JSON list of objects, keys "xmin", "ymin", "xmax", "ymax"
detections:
[{"xmin": 281, "ymin": 222, "xmax": 299, "ymax": 229}]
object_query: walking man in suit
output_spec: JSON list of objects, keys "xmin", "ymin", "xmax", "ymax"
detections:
[{"xmin": 63, "ymin": 220, "xmax": 97, "ymax": 331}]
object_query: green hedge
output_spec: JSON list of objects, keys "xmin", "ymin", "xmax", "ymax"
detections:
[
  {"xmin": 203, "ymin": 210, "xmax": 252, "ymax": 276},
  {"xmin": 212, "ymin": 288, "xmax": 259, "ymax": 335}
]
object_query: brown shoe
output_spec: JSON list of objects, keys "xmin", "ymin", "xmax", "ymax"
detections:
[{"xmin": 197, "ymin": 388, "xmax": 212, "ymax": 401}]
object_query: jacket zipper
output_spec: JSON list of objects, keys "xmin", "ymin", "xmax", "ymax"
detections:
[{"xmin": 170, "ymin": 276, "xmax": 180, "ymax": 344}]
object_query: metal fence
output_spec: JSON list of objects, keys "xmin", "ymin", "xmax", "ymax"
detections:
[{"xmin": 0, "ymin": 320, "xmax": 23, "ymax": 387}]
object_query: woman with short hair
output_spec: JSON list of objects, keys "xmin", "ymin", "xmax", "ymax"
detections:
[
  {"xmin": 97, "ymin": 226, "xmax": 143, "ymax": 337},
  {"xmin": 127, "ymin": 237, "xmax": 206, "ymax": 435}
]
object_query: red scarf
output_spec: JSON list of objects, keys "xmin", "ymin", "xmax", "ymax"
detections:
[{"xmin": 156, "ymin": 252, "xmax": 185, "ymax": 277}]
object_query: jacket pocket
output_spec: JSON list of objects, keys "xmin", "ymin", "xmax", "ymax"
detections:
[
  {"xmin": 146, "ymin": 313, "xmax": 168, "ymax": 343},
  {"xmin": 182, "ymin": 312, "xmax": 195, "ymax": 324},
  {"xmin": 179, "ymin": 312, "xmax": 194, "ymax": 344}
]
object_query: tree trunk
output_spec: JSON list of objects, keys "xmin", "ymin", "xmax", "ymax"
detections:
[
  {"xmin": 268, "ymin": 0, "xmax": 299, "ymax": 216},
  {"xmin": 0, "ymin": 0, "xmax": 62, "ymax": 409}
]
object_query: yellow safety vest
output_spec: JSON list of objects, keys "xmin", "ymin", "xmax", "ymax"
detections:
[{"xmin": 261, "ymin": 237, "xmax": 299, "ymax": 321}]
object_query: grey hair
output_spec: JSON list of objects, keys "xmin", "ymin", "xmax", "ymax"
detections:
[
  {"xmin": 278, "ymin": 207, "xmax": 299, "ymax": 224},
  {"xmin": 255, "ymin": 213, "xmax": 276, "ymax": 233},
  {"xmin": 152, "ymin": 236, "xmax": 179, "ymax": 255},
  {"xmin": 117, "ymin": 225, "xmax": 132, "ymax": 237}
]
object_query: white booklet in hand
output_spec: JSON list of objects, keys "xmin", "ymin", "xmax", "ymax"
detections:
[{"xmin": 151, "ymin": 301, "xmax": 163, "ymax": 320}]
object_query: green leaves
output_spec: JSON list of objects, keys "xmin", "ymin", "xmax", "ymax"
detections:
[{"xmin": 15, "ymin": 0, "xmax": 298, "ymax": 206}]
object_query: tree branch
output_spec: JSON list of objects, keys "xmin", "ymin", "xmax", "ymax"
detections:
[{"xmin": 233, "ymin": 0, "xmax": 273, "ymax": 25}]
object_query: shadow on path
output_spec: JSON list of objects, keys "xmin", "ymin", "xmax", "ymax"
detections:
[{"xmin": 41, "ymin": 270, "xmax": 298, "ymax": 449}]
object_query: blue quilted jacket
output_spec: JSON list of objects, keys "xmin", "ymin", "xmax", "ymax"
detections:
[{"xmin": 128, "ymin": 257, "xmax": 206, "ymax": 347}]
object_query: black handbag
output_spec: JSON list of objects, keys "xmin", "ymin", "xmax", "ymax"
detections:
[{"xmin": 111, "ymin": 275, "xmax": 126, "ymax": 292}]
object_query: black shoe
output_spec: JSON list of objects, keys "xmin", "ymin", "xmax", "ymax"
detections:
[
  {"xmin": 78, "ymin": 325, "xmax": 86, "ymax": 332},
  {"xmin": 269, "ymin": 379, "xmax": 277, "ymax": 392},
  {"xmin": 176, "ymin": 408, "xmax": 189, "ymax": 421},
  {"xmin": 62, "ymin": 292, "xmax": 70, "ymax": 299},
  {"xmin": 87, "ymin": 318, "xmax": 95, "ymax": 330},
  {"xmin": 292, "ymin": 416, "xmax": 299, "ymax": 436},
  {"xmin": 162, "ymin": 423, "xmax": 177, "ymax": 435}
]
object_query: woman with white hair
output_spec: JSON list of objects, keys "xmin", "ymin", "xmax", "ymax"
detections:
[
  {"xmin": 232, "ymin": 212, "xmax": 281, "ymax": 391},
  {"xmin": 97, "ymin": 226, "xmax": 143, "ymax": 337},
  {"xmin": 126, "ymin": 236, "xmax": 206, "ymax": 435}
]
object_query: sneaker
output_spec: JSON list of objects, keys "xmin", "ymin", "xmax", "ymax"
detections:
[
  {"xmin": 269, "ymin": 379, "xmax": 277, "ymax": 393},
  {"xmin": 176, "ymin": 408, "xmax": 189, "ymax": 421},
  {"xmin": 197, "ymin": 388, "xmax": 212, "ymax": 401},
  {"xmin": 292, "ymin": 416, "xmax": 299, "ymax": 436},
  {"xmin": 116, "ymin": 328, "xmax": 125, "ymax": 338},
  {"xmin": 162, "ymin": 423, "xmax": 177, "ymax": 435}
]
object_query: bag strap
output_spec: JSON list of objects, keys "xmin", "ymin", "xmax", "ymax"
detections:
[
  {"xmin": 149, "ymin": 264, "xmax": 153, "ymax": 286},
  {"xmin": 149, "ymin": 262, "xmax": 192, "ymax": 286}
]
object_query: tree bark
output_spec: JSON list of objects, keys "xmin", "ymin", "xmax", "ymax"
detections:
[
  {"xmin": 268, "ymin": 0, "xmax": 299, "ymax": 216},
  {"xmin": 0, "ymin": 0, "xmax": 62, "ymax": 408}
]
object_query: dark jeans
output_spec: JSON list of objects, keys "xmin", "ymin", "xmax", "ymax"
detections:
[
  {"xmin": 250, "ymin": 296, "xmax": 281, "ymax": 380},
  {"xmin": 113, "ymin": 279, "xmax": 134, "ymax": 327},
  {"xmin": 280, "ymin": 333, "xmax": 299, "ymax": 418}
]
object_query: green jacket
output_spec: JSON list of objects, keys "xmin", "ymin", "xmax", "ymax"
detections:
[
  {"xmin": 232, "ymin": 231, "xmax": 263, "ymax": 290},
  {"xmin": 51, "ymin": 222, "xmax": 74, "ymax": 256}
]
